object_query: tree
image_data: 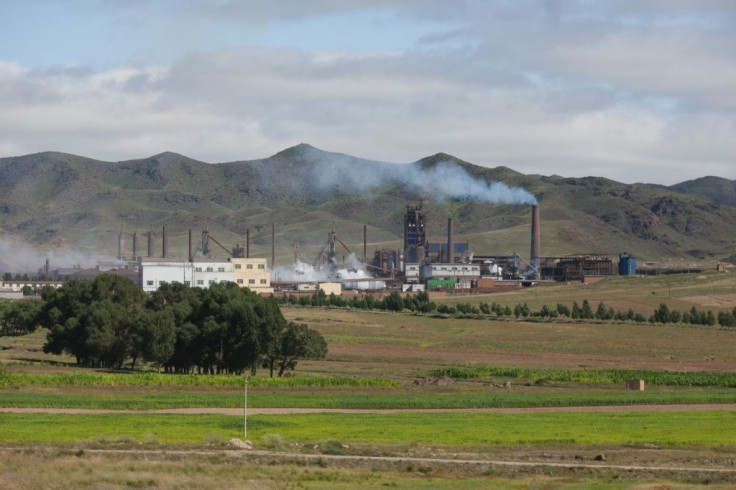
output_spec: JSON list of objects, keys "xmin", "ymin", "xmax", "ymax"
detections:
[
  {"xmin": 581, "ymin": 300, "xmax": 594, "ymax": 319},
  {"xmin": 539, "ymin": 304, "xmax": 552, "ymax": 318},
  {"xmin": 274, "ymin": 322, "xmax": 327, "ymax": 377},
  {"xmin": 1, "ymin": 299, "xmax": 42, "ymax": 336},
  {"xmin": 595, "ymin": 302, "xmax": 607, "ymax": 320},
  {"xmin": 42, "ymin": 275, "xmax": 147, "ymax": 368},
  {"xmin": 383, "ymin": 291, "xmax": 404, "ymax": 312},
  {"xmin": 571, "ymin": 302, "xmax": 581, "ymax": 319},
  {"xmin": 718, "ymin": 310, "xmax": 736, "ymax": 327},
  {"xmin": 653, "ymin": 303, "xmax": 670, "ymax": 323}
]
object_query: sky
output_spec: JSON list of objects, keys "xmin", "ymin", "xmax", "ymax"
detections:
[{"xmin": 0, "ymin": 0, "xmax": 734, "ymax": 185}]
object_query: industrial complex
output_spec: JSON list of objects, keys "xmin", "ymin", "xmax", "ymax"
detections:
[{"xmin": 1, "ymin": 203, "xmax": 640, "ymax": 298}]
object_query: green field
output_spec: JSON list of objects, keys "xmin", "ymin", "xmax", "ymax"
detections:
[
  {"xmin": 2, "ymin": 272, "xmax": 736, "ymax": 487},
  {"xmin": 2, "ymin": 411, "xmax": 735, "ymax": 446}
]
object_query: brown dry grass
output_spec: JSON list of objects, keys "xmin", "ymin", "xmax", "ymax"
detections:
[
  {"xmin": 284, "ymin": 307, "xmax": 736, "ymax": 376},
  {"xmin": 2, "ymin": 445, "xmax": 735, "ymax": 489}
]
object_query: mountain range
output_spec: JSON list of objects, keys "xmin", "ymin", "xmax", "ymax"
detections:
[{"xmin": 0, "ymin": 143, "xmax": 734, "ymax": 272}]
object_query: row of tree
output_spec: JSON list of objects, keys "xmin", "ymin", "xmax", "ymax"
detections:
[
  {"xmin": 276, "ymin": 289, "xmax": 437, "ymax": 313},
  {"xmin": 275, "ymin": 290, "xmax": 736, "ymax": 328},
  {"xmin": 37, "ymin": 275, "xmax": 326, "ymax": 376}
]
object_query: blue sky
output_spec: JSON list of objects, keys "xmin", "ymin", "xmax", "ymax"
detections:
[{"xmin": 1, "ymin": 0, "xmax": 735, "ymax": 184}]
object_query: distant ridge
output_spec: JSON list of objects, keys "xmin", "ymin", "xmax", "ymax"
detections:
[{"xmin": 0, "ymin": 144, "xmax": 735, "ymax": 270}]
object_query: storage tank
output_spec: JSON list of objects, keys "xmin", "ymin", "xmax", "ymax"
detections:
[{"xmin": 618, "ymin": 253, "xmax": 637, "ymax": 276}]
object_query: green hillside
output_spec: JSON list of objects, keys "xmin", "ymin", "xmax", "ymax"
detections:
[{"xmin": 0, "ymin": 144, "xmax": 734, "ymax": 270}]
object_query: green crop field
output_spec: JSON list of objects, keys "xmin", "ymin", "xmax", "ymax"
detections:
[
  {"xmin": 2, "ymin": 271, "xmax": 736, "ymax": 487},
  {"xmin": 2, "ymin": 410, "xmax": 735, "ymax": 446}
]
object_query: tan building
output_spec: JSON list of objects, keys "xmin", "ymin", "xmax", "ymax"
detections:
[{"xmin": 231, "ymin": 257, "xmax": 273, "ymax": 294}]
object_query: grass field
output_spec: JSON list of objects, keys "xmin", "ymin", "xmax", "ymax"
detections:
[
  {"xmin": 2, "ymin": 271, "xmax": 736, "ymax": 487},
  {"xmin": 2, "ymin": 410, "xmax": 735, "ymax": 446}
]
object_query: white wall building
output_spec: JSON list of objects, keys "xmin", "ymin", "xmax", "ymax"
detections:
[
  {"xmin": 420, "ymin": 263, "xmax": 481, "ymax": 280},
  {"xmin": 140, "ymin": 258, "xmax": 233, "ymax": 293},
  {"xmin": 140, "ymin": 257, "xmax": 274, "ymax": 294}
]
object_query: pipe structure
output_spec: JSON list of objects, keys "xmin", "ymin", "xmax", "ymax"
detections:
[
  {"xmin": 530, "ymin": 205, "xmax": 541, "ymax": 279},
  {"xmin": 447, "ymin": 218, "xmax": 455, "ymax": 264},
  {"xmin": 271, "ymin": 223, "xmax": 275, "ymax": 267},
  {"xmin": 132, "ymin": 232, "xmax": 139, "ymax": 259},
  {"xmin": 162, "ymin": 225, "xmax": 169, "ymax": 258},
  {"xmin": 147, "ymin": 231, "xmax": 155, "ymax": 258},
  {"xmin": 246, "ymin": 228, "xmax": 250, "ymax": 258}
]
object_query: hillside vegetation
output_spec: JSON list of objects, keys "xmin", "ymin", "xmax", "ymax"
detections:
[{"xmin": 1, "ymin": 144, "xmax": 734, "ymax": 266}]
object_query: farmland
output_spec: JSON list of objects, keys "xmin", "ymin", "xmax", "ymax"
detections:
[{"xmin": 2, "ymin": 271, "xmax": 736, "ymax": 487}]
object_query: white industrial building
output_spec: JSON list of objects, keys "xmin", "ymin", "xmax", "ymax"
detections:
[
  {"xmin": 140, "ymin": 257, "xmax": 273, "ymax": 294},
  {"xmin": 420, "ymin": 263, "xmax": 481, "ymax": 279},
  {"xmin": 140, "ymin": 258, "xmax": 233, "ymax": 293}
]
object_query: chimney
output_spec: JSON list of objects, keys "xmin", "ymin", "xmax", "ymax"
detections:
[
  {"xmin": 188, "ymin": 229, "xmax": 192, "ymax": 262},
  {"xmin": 363, "ymin": 224, "xmax": 367, "ymax": 262},
  {"xmin": 447, "ymin": 218, "xmax": 455, "ymax": 264},
  {"xmin": 147, "ymin": 231, "xmax": 155, "ymax": 258},
  {"xmin": 118, "ymin": 231, "xmax": 125, "ymax": 260},
  {"xmin": 271, "ymin": 223, "xmax": 276, "ymax": 267},
  {"xmin": 45, "ymin": 258, "xmax": 50, "ymax": 278},
  {"xmin": 417, "ymin": 245, "xmax": 426, "ymax": 264},
  {"xmin": 132, "ymin": 232, "xmax": 139, "ymax": 259},
  {"xmin": 246, "ymin": 228, "xmax": 250, "ymax": 258},
  {"xmin": 162, "ymin": 225, "xmax": 169, "ymax": 258},
  {"xmin": 530, "ymin": 205, "xmax": 541, "ymax": 279}
]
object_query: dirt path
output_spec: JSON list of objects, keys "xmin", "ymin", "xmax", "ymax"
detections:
[
  {"xmin": 1, "ymin": 447, "xmax": 734, "ymax": 475},
  {"xmin": 2, "ymin": 403, "xmax": 735, "ymax": 415}
]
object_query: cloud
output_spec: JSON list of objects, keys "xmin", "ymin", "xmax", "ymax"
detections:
[{"xmin": 0, "ymin": 2, "xmax": 735, "ymax": 185}]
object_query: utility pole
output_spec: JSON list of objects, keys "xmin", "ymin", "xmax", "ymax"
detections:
[{"xmin": 243, "ymin": 374, "xmax": 248, "ymax": 439}]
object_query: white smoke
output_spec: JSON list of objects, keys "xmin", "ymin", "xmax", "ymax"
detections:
[
  {"xmin": 276, "ymin": 147, "xmax": 537, "ymax": 205},
  {"xmin": 271, "ymin": 256, "xmax": 386, "ymax": 290},
  {"xmin": 405, "ymin": 162, "xmax": 537, "ymax": 205},
  {"xmin": 0, "ymin": 237, "xmax": 124, "ymax": 274}
]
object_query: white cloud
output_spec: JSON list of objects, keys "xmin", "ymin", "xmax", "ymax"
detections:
[{"xmin": 0, "ymin": 2, "xmax": 735, "ymax": 185}]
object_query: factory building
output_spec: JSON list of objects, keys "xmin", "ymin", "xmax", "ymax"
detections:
[
  {"xmin": 420, "ymin": 263, "xmax": 481, "ymax": 290},
  {"xmin": 140, "ymin": 258, "xmax": 232, "ymax": 293},
  {"xmin": 539, "ymin": 255, "xmax": 614, "ymax": 282},
  {"xmin": 231, "ymin": 257, "xmax": 273, "ymax": 294},
  {"xmin": 140, "ymin": 257, "xmax": 273, "ymax": 294}
]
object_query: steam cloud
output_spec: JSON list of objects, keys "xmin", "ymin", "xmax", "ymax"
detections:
[
  {"xmin": 274, "ymin": 147, "xmax": 537, "ymax": 205},
  {"xmin": 272, "ymin": 255, "xmax": 386, "ymax": 290},
  {"xmin": 0, "ymin": 237, "xmax": 122, "ymax": 274}
]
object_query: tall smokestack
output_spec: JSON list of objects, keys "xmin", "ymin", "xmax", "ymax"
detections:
[
  {"xmin": 132, "ymin": 232, "xmax": 139, "ymax": 259},
  {"xmin": 147, "ymin": 231, "xmax": 155, "ymax": 258},
  {"xmin": 246, "ymin": 228, "xmax": 250, "ymax": 258},
  {"xmin": 118, "ymin": 231, "xmax": 125, "ymax": 260},
  {"xmin": 447, "ymin": 218, "xmax": 455, "ymax": 264},
  {"xmin": 45, "ymin": 258, "xmax": 50, "ymax": 278},
  {"xmin": 363, "ymin": 224, "xmax": 367, "ymax": 262},
  {"xmin": 188, "ymin": 229, "xmax": 192, "ymax": 262},
  {"xmin": 162, "ymin": 225, "xmax": 169, "ymax": 258},
  {"xmin": 531, "ymin": 205, "xmax": 541, "ymax": 279},
  {"xmin": 271, "ymin": 223, "xmax": 276, "ymax": 267}
]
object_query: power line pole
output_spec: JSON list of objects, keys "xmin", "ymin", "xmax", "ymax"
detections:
[{"xmin": 243, "ymin": 374, "xmax": 248, "ymax": 439}]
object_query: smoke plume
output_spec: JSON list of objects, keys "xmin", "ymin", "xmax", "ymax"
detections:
[
  {"xmin": 273, "ymin": 146, "xmax": 537, "ymax": 205},
  {"xmin": 0, "ymin": 237, "xmax": 122, "ymax": 274},
  {"xmin": 272, "ymin": 256, "xmax": 386, "ymax": 290}
]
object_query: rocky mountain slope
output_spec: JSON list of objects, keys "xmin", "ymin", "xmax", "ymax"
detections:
[{"xmin": 0, "ymin": 144, "xmax": 734, "ymax": 271}]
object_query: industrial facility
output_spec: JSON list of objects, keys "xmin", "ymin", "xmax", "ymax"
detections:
[{"xmin": 6, "ymin": 201, "xmax": 640, "ymax": 297}]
